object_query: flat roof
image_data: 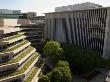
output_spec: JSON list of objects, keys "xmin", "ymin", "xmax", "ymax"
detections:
[
  {"xmin": 0, "ymin": 27, "xmax": 21, "ymax": 34},
  {"xmin": 45, "ymin": 6, "xmax": 110, "ymax": 14}
]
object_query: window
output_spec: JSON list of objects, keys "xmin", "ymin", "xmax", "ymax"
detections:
[{"xmin": 2, "ymin": 56, "xmax": 9, "ymax": 61}]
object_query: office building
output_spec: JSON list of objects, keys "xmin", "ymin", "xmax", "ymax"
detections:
[
  {"xmin": 0, "ymin": 9, "xmax": 21, "ymax": 14},
  {"xmin": 45, "ymin": 6, "xmax": 110, "ymax": 59},
  {"xmin": 55, "ymin": 2, "xmax": 102, "ymax": 12}
]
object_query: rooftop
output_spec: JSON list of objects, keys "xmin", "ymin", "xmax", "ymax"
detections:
[
  {"xmin": 45, "ymin": 6, "xmax": 110, "ymax": 14},
  {"xmin": 55, "ymin": 2, "xmax": 103, "ymax": 12},
  {"xmin": 0, "ymin": 27, "xmax": 21, "ymax": 34}
]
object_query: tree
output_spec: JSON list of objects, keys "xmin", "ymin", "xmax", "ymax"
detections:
[
  {"xmin": 39, "ymin": 61, "xmax": 72, "ymax": 82},
  {"xmin": 43, "ymin": 41, "xmax": 64, "ymax": 65},
  {"xmin": 51, "ymin": 61, "xmax": 72, "ymax": 82},
  {"xmin": 51, "ymin": 68, "xmax": 63, "ymax": 82},
  {"xmin": 38, "ymin": 72, "xmax": 52, "ymax": 82},
  {"xmin": 56, "ymin": 60, "xmax": 69, "ymax": 67},
  {"xmin": 62, "ymin": 43, "xmax": 102, "ymax": 75}
]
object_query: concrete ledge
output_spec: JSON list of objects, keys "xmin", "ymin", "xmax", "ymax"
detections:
[
  {"xmin": 0, "ymin": 74, "xmax": 25, "ymax": 82},
  {"xmin": 0, "ymin": 57, "xmax": 39, "ymax": 82},
  {"xmin": 0, "ymin": 48, "xmax": 35, "ymax": 72},
  {"xmin": 0, "ymin": 42, "xmax": 31, "ymax": 57},
  {"xmin": 24, "ymin": 57, "xmax": 39, "ymax": 75},
  {"xmin": 1, "ymin": 35, "xmax": 26, "ymax": 45},
  {"xmin": 0, "ymin": 63, "xmax": 19, "ymax": 72},
  {"xmin": 18, "ymin": 49, "xmax": 36, "ymax": 65},
  {"xmin": 31, "ymin": 64, "xmax": 44, "ymax": 82}
]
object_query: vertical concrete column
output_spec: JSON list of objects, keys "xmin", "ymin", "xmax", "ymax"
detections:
[{"xmin": 102, "ymin": 9, "xmax": 110, "ymax": 59}]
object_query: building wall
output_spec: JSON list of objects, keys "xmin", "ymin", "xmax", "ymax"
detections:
[
  {"xmin": 45, "ymin": 8, "xmax": 110, "ymax": 59},
  {"xmin": 55, "ymin": 2, "xmax": 102, "ymax": 12},
  {"xmin": 30, "ymin": 16, "xmax": 45, "ymax": 24},
  {"xmin": 102, "ymin": 8, "xmax": 110, "ymax": 59},
  {"xmin": 0, "ymin": 9, "xmax": 21, "ymax": 14},
  {"xmin": 0, "ymin": 19, "xmax": 4, "ymax": 27},
  {"xmin": 20, "ymin": 24, "xmax": 44, "ymax": 50},
  {"xmin": 26, "ymin": 12, "xmax": 36, "ymax": 18}
]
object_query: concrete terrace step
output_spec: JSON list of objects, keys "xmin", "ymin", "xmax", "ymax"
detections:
[
  {"xmin": 0, "ymin": 35, "xmax": 26, "ymax": 45},
  {"xmin": 0, "ymin": 53, "xmax": 39, "ymax": 82},
  {"xmin": 0, "ymin": 41, "xmax": 31, "ymax": 57},
  {"xmin": 0, "ymin": 47, "xmax": 36, "ymax": 72}
]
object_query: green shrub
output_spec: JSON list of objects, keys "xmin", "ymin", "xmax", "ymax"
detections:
[
  {"xmin": 43, "ymin": 41, "xmax": 64, "ymax": 65},
  {"xmin": 38, "ymin": 75, "xmax": 51, "ymax": 82},
  {"xmin": 38, "ymin": 72, "xmax": 52, "ymax": 82},
  {"xmin": 61, "ymin": 43, "xmax": 102, "ymax": 75},
  {"xmin": 56, "ymin": 61, "xmax": 69, "ymax": 67},
  {"xmin": 51, "ymin": 68, "xmax": 63, "ymax": 82},
  {"xmin": 39, "ymin": 61, "xmax": 72, "ymax": 82},
  {"xmin": 51, "ymin": 61, "xmax": 72, "ymax": 82},
  {"xmin": 104, "ymin": 59, "xmax": 110, "ymax": 69}
]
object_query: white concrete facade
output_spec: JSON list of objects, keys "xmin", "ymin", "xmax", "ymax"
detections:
[
  {"xmin": 0, "ymin": 27, "xmax": 21, "ymax": 34},
  {"xmin": 45, "ymin": 7, "xmax": 110, "ymax": 59},
  {"xmin": 55, "ymin": 2, "xmax": 102, "ymax": 12}
]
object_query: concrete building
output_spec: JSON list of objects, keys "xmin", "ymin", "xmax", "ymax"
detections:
[
  {"xmin": 0, "ymin": 9, "xmax": 21, "ymax": 14},
  {"xmin": 26, "ymin": 12, "xmax": 37, "ymax": 18},
  {"xmin": 0, "ymin": 20, "xmax": 43, "ymax": 82},
  {"xmin": 30, "ymin": 16, "xmax": 45, "ymax": 24},
  {"xmin": 45, "ymin": 6, "xmax": 110, "ymax": 59},
  {"xmin": 20, "ymin": 24, "xmax": 44, "ymax": 50},
  {"xmin": 0, "ymin": 11, "xmax": 45, "ymax": 81},
  {"xmin": 55, "ymin": 2, "xmax": 102, "ymax": 12}
]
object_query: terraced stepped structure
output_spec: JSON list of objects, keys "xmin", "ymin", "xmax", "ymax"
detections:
[{"xmin": 0, "ymin": 27, "xmax": 43, "ymax": 82}]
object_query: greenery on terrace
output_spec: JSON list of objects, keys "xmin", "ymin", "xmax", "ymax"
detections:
[
  {"xmin": 24, "ymin": 59, "xmax": 44, "ymax": 82},
  {"xmin": 0, "ymin": 33, "xmax": 24, "ymax": 42},
  {"xmin": 0, "ymin": 40, "xmax": 29, "ymax": 53},
  {"xmin": 0, "ymin": 46, "xmax": 35, "ymax": 66},
  {"xmin": 0, "ymin": 53, "xmax": 39, "ymax": 80},
  {"xmin": 24, "ymin": 67, "xmax": 38, "ymax": 82}
]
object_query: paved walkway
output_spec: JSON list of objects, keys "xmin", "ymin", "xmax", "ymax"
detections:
[
  {"xmin": 89, "ymin": 73, "xmax": 107, "ymax": 82},
  {"xmin": 73, "ymin": 69, "xmax": 109, "ymax": 82},
  {"xmin": 73, "ymin": 75, "xmax": 87, "ymax": 82}
]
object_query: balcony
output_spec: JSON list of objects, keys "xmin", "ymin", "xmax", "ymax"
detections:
[
  {"xmin": 0, "ymin": 52, "xmax": 39, "ymax": 82},
  {"xmin": 0, "ymin": 46, "xmax": 36, "ymax": 72},
  {"xmin": 0, "ymin": 40, "xmax": 30, "ymax": 57},
  {"xmin": 24, "ymin": 59, "xmax": 44, "ymax": 82},
  {"xmin": 0, "ymin": 33, "xmax": 26, "ymax": 45}
]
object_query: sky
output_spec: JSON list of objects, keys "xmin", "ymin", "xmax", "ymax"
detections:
[{"xmin": 0, "ymin": 0, "xmax": 110, "ymax": 16}]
